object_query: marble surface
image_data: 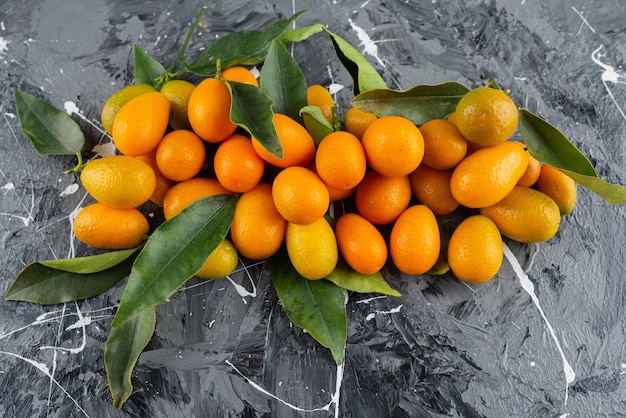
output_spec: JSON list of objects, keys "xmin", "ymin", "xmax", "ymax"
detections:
[{"xmin": 1, "ymin": 0, "xmax": 625, "ymax": 417}]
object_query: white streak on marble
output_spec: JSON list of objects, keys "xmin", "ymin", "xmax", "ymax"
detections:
[
  {"xmin": 571, "ymin": 6, "xmax": 596, "ymax": 33},
  {"xmin": 356, "ymin": 295, "xmax": 387, "ymax": 304},
  {"xmin": 348, "ymin": 19, "xmax": 386, "ymax": 68},
  {"xmin": 591, "ymin": 45, "xmax": 626, "ymax": 122},
  {"xmin": 365, "ymin": 304, "xmax": 403, "ymax": 321},
  {"xmin": 0, "ymin": 36, "xmax": 9, "ymax": 56},
  {"xmin": 59, "ymin": 183, "xmax": 79, "ymax": 197},
  {"xmin": 503, "ymin": 243, "xmax": 575, "ymax": 406}
]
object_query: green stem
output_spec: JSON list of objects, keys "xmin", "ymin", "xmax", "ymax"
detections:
[{"xmin": 166, "ymin": 6, "xmax": 208, "ymax": 74}]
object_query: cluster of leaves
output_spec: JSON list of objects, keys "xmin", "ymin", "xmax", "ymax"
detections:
[{"xmin": 8, "ymin": 8, "xmax": 626, "ymax": 410}]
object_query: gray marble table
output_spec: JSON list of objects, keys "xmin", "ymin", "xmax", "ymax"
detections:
[{"xmin": 0, "ymin": 0, "xmax": 625, "ymax": 417}]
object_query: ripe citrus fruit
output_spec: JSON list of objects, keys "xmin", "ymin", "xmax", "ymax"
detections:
[
  {"xmin": 355, "ymin": 170, "xmax": 412, "ymax": 225},
  {"xmin": 480, "ymin": 186, "xmax": 561, "ymax": 243},
  {"xmin": 80, "ymin": 155, "xmax": 156, "ymax": 208},
  {"xmin": 419, "ymin": 118, "xmax": 467, "ymax": 170},
  {"xmin": 362, "ymin": 115, "xmax": 424, "ymax": 177},
  {"xmin": 409, "ymin": 164, "xmax": 459, "ymax": 215},
  {"xmin": 252, "ymin": 113, "xmax": 316, "ymax": 168},
  {"xmin": 344, "ymin": 106, "xmax": 378, "ymax": 140},
  {"xmin": 101, "ymin": 83, "xmax": 156, "ymax": 134},
  {"xmin": 536, "ymin": 164, "xmax": 577, "ymax": 215},
  {"xmin": 162, "ymin": 177, "xmax": 230, "ymax": 220},
  {"xmin": 286, "ymin": 217, "xmax": 338, "ymax": 280},
  {"xmin": 516, "ymin": 146, "xmax": 541, "ymax": 187},
  {"xmin": 272, "ymin": 166, "xmax": 329, "ymax": 225},
  {"xmin": 73, "ymin": 203, "xmax": 148, "ymax": 249},
  {"xmin": 307, "ymin": 84, "xmax": 335, "ymax": 124},
  {"xmin": 335, "ymin": 213, "xmax": 388, "ymax": 275},
  {"xmin": 307, "ymin": 162, "xmax": 357, "ymax": 202},
  {"xmin": 450, "ymin": 141, "xmax": 529, "ymax": 208},
  {"xmin": 156, "ymin": 129, "xmax": 207, "ymax": 181},
  {"xmin": 160, "ymin": 79, "xmax": 195, "ymax": 130},
  {"xmin": 221, "ymin": 66, "xmax": 259, "ymax": 87},
  {"xmin": 111, "ymin": 91, "xmax": 171, "ymax": 156},
  {"xmin": 214, "ymin": 134, "xmax": 265, "ymax": 193},
  {"xmin": 454, "ymin": 86, "xmax": 519, "ymax": 147},
  {"xmin": 230, "ymin": 183, "xmax": 286, "ymax": 260},
  {"xmin": 315, "ymin": 131, "xmax": 366, "ymax": 190},
  {"xmin": 447, "ymin": 215, "xmax": 503, "ymax": 283},
  {"xmin": 195, "ymin": 238, "xmax": 239, "ymax": 280},
  {"xmin": 135, "ymin": 150, "xmax": 175, "ymax": 206},
  {"xmin": 187, "ymin": 77, "xmax": 237, "ymax": 143},
  {"xmin": 389, "ymin": 205, "xmax": 440, "ymax": 275}
]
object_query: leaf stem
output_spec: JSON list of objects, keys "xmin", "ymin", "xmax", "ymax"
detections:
[{"xmin": 166, "ymin": 6, "xmax": 208, "ymax": 74}]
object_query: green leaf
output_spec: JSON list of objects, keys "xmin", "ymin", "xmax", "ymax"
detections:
[
  {"xmin": 300, "ymin": 105, "xmax": 334, "ymax": 145},
  {"xmin": 351, "ymin": 82, "xmax": 470, "ymax": 125},
  {"xmin": 111, "ymin": 194, "xmax": 237, "ymax": 327},
  {"xmin": 322, "ymin": 28, "xmax": 387, "ymax": 95},
  {"xmin": 227, "ymin": 81, "xmax": 281, "ymax": 158},
  {"xmin": 187, "ymin": 11, "xmax": 307, "ymax": 76},
  {"xmin": 5, "ymin": 253, "xmax": 136, "ymax": 305},
  {"xmin": 105, "ymin": 307, "xmax": 156, "ymax": 409},
  {"xmin": 39, "ymin": 247, "xmax": 141, "ymax": 274},
  {"xmin": 133, "ymin": 45, "xmax": 167, "ymax": 87},
  {"xmin": 272, "ymin": 251, "xmax": 347, "ymax": 365},
  {"xmin": 279, "ymin": 23, "xmax": 325, "ymax": 44},
  {"xmin": 518, "ymin": 109, "xmax": 626, "ymax": 204},
  {"xmin": 259, "ymin": 39, "xmax": 308, "ymax": 123},
  {"xmin": 326, "ymin": 260, "xmax": 401, "ymax": 297},
  {"xmin": 14, "ymin": 89, "xmax": 85, "ymax": 155}
]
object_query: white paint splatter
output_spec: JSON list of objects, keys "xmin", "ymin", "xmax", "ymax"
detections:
[
  {"xmin": 365, "ymin": 304, "xmax": 403, "ymax": 321},
  {"xmin": 92, "ymin": 141, "xmax": 116, "ymax": 158},
  {"xmin": 503, "ymin": 243, "xmax": 575, "ymax": 405},
  {"xmin": 63, "ymin": 101, "xmax": 80, "ymax": 116},
  {"xmin": 591, "ymin": 45, "xmax": 626, "ymax": 122},
  {"xmin": 1, "ymin": 182, "xmax": 14, "ymax": 192},
  {"xmin": 0, "ymin": 36, "xmax": 9, "ymax": 56},
  {"xmin": 59, "ymin": 183, "xmax": 79, "ymax": 197},
  {"xmin": 348, "ymin": 19, "xmax": 386, "ymax": 67}
]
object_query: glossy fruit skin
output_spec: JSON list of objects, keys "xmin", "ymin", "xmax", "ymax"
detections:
[
  {"xmin": 160, "ymin": 79, "xmax": 195, "ymax": 130},
  {"xmin": 252, "ymin": 113, "xmax": 316, "ymax": 168},
  {"xmin": 272, "ymin": 166, "xmax": 330, "ymax": 225},
  {"xmin": 221, "ymin": 66, "xmax": 259, "ymax": 87},
  {"xmin": 101, "ymin": 83, "xmax": 156, "ymax": 134},
  {"xmin": 315, "ymin": 131, "xmax": 366, "ymax": 191},
  {"xmin": 355, "ymin": 170, "xmax": 412, "ymax": 225},
  {"xmin": 447, "ymin": 215, "xmax": 503, "ymax": 283},
  {"xmin": 73, "ymin": 203, "xmax": 148, "ymax": 249},
  {"xmin": 187, "ymin": 77, "xmax": 237, "ymax": 143},
  {"xmin": 450, "ymin": 141, "xmax": 529, "ymax": 208},
  {"xmin": 344, "ymin": 107, "xmax": 378, "ymax": 140},
  {"xmin": 307, "ymin": 84, "xmax": 335, "ymax": 123},
  {"xmin": 195, "ymin": 239, "xmax": 239, "ymax": 280},
  {"xmin": 135, "ymin": 151, "xmax": 175, "ymax": 206},
  {"xmin": 536, "ymin": 164, "xmax": 577, "ymax": 215},
  {"xmin": 454, "ymin": 86, "xmax": 519, "ymax": 147},
  {"xmin": 362, "ymin": 115, "xmax": 425, "ymax": 177},
  {"xmin": 419, "ymin": 118, "xmax": 468, "ymax": 170},
  {"xmin": 162, "ymin": 177, "xmax": 230, "ymax": 220},
  {"xmin": 81, "ymin": 155, "xmax": 156, "ymax": 209},
  {"xmin": 230, "ymin": 183, "xmax": 286, "ymax": 260},
  {"xmin": 156, "ymin": 129, "xmax": 207, "ymax": 182},
  {"xmin": 214, "ymin": 134, "xmax": 265, "ymax": 193},
  {"xmin": 286, "ymin": 217, "xmax": 338, "ymax": 280},
  {"xmin": 480, "ymin": 186, "xmax": 561, "ymax": 243},
  {"xmin": 409, "ymin": 164, "xmax": 459, "ymax": 215},
  {"xmin": 517, "ymin": 147, "xmax": 541, "ymax": 187},
  {"xmin": 389, "ymin": 205, "xmax": 440, "ymax": 275},
  {"xmin": 111, "ymin": 91, "xmax": 171, "ymax": 156},
  {"xmin": 335, "ymin": 213, "xmax": 387, "ymax": 275}
]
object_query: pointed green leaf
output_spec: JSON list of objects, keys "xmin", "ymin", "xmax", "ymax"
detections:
[
  {"xmin": 322, "ymin": 28, "xmax": 387, "ymax": 95},
  {"xmin": 105, "ymin": 307, "xmax": 156, "ymax": 409},
  {"xmin": 5, "ymin": 254, "xmax": 136, "ymax": 305},
  {"xmin": 259, "ymin": 39, "xmax": 308, "ymax": 123},
  {"xmin": 14, "ymin": 89, "xmax": 85, "ymax": 155},
  {"xmin": 187, "ymin": 11, "xmax": 307, "ymax": 76},
  {"xmin": 111, "ymin": 194, "xmax": 237, "ymax": 327},
  {"xmin": 300, "ymin": 105, "xmax": 334, "ymax": 145},
  {"xmin": 39, "ymin": 247, "xmax": 141, "ymax": 274},
  {"xmin": 272, "ymin": 251, "xmax": 347, "ymax": 365},
  {"xmin": 133, "ymin": 45, "xmax": 167, "ymax": 87},
  {"xmin": 351, "ymin": 82, "xmax": 470, "ymax": 125},
  {"xmin": 326, "ymin": 260, "xmax": 401, "ymax": 297},
  {"xmin": 279, "ymin": 23, "xmax": 325, "ymax": 44},
  {"xmin": 227, "ymin": 81, "xmax": 281, "ymax": 158},
  {"xmin": 518, "ymin": 109, "xmax": 626, "ymax": 204}
]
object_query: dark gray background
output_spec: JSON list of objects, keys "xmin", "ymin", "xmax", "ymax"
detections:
[{"xmin": 1, "ymin": 0, "xmax": 625, "ymax": 417}]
